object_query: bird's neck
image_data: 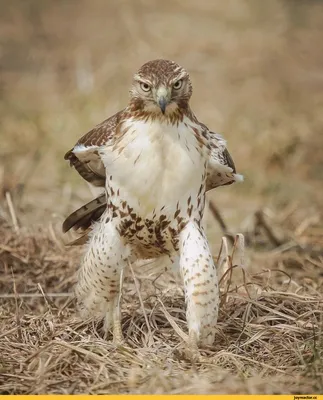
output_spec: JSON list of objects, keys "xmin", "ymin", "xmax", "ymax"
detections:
[{"xmin": 127, "ymin": 98, "xmax": 194, "ymax": 125}]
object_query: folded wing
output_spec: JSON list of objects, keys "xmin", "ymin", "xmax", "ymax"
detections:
[
  {"xmin": 206, "ymin": 131, "xmax": 243, "ymax": 191},
  {"xmin": 64, "ymin": 110, "xmax": 125, "ymax": 187}
]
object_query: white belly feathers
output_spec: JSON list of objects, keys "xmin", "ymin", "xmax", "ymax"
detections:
[{"xmin": 100, "ymin": 117, "xmax": 206, "ymax": 214}]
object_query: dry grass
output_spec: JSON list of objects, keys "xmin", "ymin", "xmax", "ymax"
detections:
[
  {"xmin": 0, "ymin": 206, "xmax": 323, "ymax": 394},
  {"xmin": 1, "ymin": 0, "xmax": 323, "ymax": 394}
]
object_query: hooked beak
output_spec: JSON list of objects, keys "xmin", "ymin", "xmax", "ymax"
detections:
[
  {"xmin": 156, "ymin": 87, "xmax": 170, "ymax": 114},
  {"xmin": 158, "ymin": 97, "xmax": 167, "ymax": 114}
]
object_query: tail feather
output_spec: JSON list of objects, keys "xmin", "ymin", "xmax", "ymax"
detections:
[
  {"xmin": 65, "ymin": 230, "xmax": 91, "ymax": 246},
  {"xmin": 62, "ymin": 193, "xmax": 106, "ymax": 234}
]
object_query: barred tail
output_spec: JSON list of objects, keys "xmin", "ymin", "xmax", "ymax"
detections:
[{"xmin": 62, "ymin": 193, "xmax": 107, "ymax": 241}]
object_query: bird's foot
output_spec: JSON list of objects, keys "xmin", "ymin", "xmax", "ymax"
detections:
[
  {"xmin": 112, "ymin": 316, "xmax": 125, "ymax": 346},
  {"xmin": 103, "ymin": 307, "xmax": 125, "ymax": 345},
  {"xmin": 187, "ymin": 330, "xmax": 201, "ymax": 362}
]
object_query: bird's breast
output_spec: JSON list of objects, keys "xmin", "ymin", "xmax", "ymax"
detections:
[{"xmin": 101, "ymin": 118, "xmax": 206, "ymax": 215}]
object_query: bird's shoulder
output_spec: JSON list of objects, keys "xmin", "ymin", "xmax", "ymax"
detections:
[
  {"xmin": 64, "ymin": 108, "xmax": 128, "ymax": 161},
  {"xmin": 194, "ymin": 119, "xmax": 243, "ymax": 190},
  {"xmin": 64, "ymin": 108, "xmax": 131, "ymax": 186}
]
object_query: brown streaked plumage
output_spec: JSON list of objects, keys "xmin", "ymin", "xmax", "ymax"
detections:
[{"xmin": 63, "ymin": 59, "xmax": 243, "ymax": 354}]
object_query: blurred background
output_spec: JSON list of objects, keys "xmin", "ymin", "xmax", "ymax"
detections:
[{"xmin": 0, "ymin": 0, "xmax": 322, "ymax": 239}]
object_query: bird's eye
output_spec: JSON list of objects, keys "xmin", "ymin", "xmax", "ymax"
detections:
[
  {"xmin": 140, "ymin": 82, "xmax": 151, "ymax": 92},
  {"xmin": 173, "ymin": 79, "xmax": 183, "ymax": 90}
]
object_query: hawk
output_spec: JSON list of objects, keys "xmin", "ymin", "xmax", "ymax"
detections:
[{"xmin": 63, "ymin": 59, "xmax": 242, "ymax": 352}]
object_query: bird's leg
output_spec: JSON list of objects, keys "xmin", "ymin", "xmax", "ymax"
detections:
[
  {"xmin": 111, "ymin": 269, "xmax": 124, "ymax": 345},
  {"xmin": 75, "ymin": 219, "xmax": 130, "ymax": 345},
  {"xmin": 179, "ymin": 221, "xmax": 219, "ymax": 353},
  {"xmin": 112, "ymin": 307, "xmax": 123, "ymax": 345}
]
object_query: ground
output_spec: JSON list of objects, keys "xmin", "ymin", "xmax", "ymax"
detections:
[{"xmin": 0, "ymin": 0, "xmax": 323, "ymax": 394}]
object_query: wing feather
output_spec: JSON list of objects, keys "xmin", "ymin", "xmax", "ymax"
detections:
[
  {"xmin": 64, "ymin": 109, "xmax": 126, "ymax": 186},
  {"xmin": 206, "ymin": 131, "xmax": 243, "ymax": 191}
]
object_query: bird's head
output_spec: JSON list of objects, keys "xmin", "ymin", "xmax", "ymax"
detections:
[{"xmin": 129, "ymin": 59, "xmax": 192, "ymax": 118}]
